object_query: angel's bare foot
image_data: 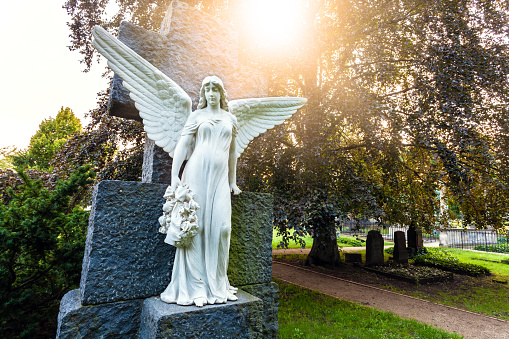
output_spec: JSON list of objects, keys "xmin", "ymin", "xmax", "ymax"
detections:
[
  {"xmin": 229, "ymin": 286, "xmax": 238, "ymax": 293},
  {"xmin": 227, "ymin": 293, "xmax": 238, "ymax": 301},
  {"xmin": 194, "ymin": 297, "xmax": 207, "ymax": 307}
]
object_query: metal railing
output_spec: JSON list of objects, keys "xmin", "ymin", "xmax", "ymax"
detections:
[{"xmin": 336, "ymin": 219, "xmax": 508, "ymax": 252}]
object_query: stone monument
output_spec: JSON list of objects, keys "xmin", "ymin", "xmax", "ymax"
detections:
[
  {"xmin": 56, "ymin": 1, "xmax": 306, "ymax": 337},
  {"xmin": 393, "ymin": 231, "xmax": 408, "ymax": 264},
  {"xmin": 407, "ymin": 224, "xmax": 423, "ymax": 254},
  {"xmin": 366, "ymin": 230, "xmax": 384, "ymax": 266}
]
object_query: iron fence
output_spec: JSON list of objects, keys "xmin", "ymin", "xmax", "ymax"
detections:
[{"xmin": 336, "ymin": 219, "xmax": 509, "ymax": 252}]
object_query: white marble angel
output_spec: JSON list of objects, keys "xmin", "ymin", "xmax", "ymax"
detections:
[{"xmin": 92, "ymin": 26, "xmax": 306, "ymax": 307}]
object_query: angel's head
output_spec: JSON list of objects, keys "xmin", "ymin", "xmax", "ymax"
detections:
[{"xmin": 198, "ymin": 76, "xmax": 228, "ymax": 110}]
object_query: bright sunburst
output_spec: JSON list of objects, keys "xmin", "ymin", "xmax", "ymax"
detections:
[{"xmin": 240, "ymin": 0, "xmax": 307, "ymax": 51}]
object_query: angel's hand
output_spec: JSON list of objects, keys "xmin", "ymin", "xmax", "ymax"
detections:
[
  {"xmin": 170, "ymin": 177, "xmax": 181, "ymax": 192},
  {"xmin": 230, "ymin": 183, "xmax": 242, "ymax": 195}
]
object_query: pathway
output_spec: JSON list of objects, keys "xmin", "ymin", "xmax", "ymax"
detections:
[{"xmin": 272, "ymin": 261, "xmax": 509, "ymax": 339}]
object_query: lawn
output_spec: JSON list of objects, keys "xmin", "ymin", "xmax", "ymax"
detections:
[
  {"xmin": 339, "ymin": 247, "xmax": 509, "ymax": 320},
  {"xmin": 272, "ymin": 229, "xmax": 393, "ymax": 249},
  {"xmin": 276, "ymin": 278, "xmax": 463, "ymax": 338}
]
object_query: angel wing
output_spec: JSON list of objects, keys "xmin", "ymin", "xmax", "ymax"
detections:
[
  {"xmin": 92, "ymin": 25, "xmax": 191, "ymax": 157},
  {"xmin": 229, "ymin": 97, "xmax": 307, "ymax": 158}
]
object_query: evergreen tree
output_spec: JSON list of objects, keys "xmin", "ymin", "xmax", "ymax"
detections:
[{"xmin": 13, "ymin": 107, "xmax": 81, "ymax": 171}]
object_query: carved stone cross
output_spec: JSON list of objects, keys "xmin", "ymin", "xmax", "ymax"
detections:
[{"xmin": 107, "ymin": 0, "xmax": 268, "ymax": 184}]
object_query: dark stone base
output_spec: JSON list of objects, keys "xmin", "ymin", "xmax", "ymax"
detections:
[
  {"xmin": 80, "ymin": 181, "xmax": 175, "ymax": 306},
  {"xmin": 56, "ymin": 289, "xmax": 143, "ymax": 339},
  {"xmin": 239, "ymin": 282, "xmax": 279, "ymax": 338},
  {"xmin": 345, "ymin": 253, "xmax": 362, "ymax": 263},
  {"xmin": 138, "ymin": 290, "xmax": 263, "ymax": 339}
]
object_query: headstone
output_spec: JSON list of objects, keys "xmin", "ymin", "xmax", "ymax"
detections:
[
  {"xmin": 110, "ymin": 0, "xmax": 268, "ymax": 184},
  {"xmin": 57, "ymin": 181, "xmax": 277, "ymax": 338},
  {"xmin": 407, "ymin": 225, "xmax": 423, "ymax": 253},
  {"xmin": 366, "ymin": 230, "xmax": 384, "ymax": 265},
  {"xmin": 79, "ymin": 181, "xmax": 174, "ymax": 305},
  {"xmin": 344, "ymin": 253, "xmax": 362, "ymax": 263},
  {"xmin": 138, "ymin": 291, "xmax": 263, "ymax": 338},
  {"xmin": 393, "ymin": 231, "xmax": 408, "ymax": 264}
]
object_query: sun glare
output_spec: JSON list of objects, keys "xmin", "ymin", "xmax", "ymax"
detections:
[{"xmin": 241, "ymin": 0, "xmax": 307, "ymax": 51}]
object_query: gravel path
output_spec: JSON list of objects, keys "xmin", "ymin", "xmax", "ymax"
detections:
[{"xmin": 273, "ymin": 260, "xmax": 509, "ymax": 339}]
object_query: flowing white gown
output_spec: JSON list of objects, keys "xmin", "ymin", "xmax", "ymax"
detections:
[{"xmin": 160, "ymin": 112, "xmax": 238, "ymax": 305}]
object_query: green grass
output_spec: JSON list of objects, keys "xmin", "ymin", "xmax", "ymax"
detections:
[
  {"xmin": 384, "ymin": 247, "xmax": 509, "ymax": 320},
  {"xmin": 276, "ymin": 278, "xmax": 463, "ymax": 339},
  {"xmin": 272, "ymin": 229, "xmax": 393, "ymax": 249},
  {"xmin": 445, "ymin": 248, "xmax": 509, "ymax": 278}
]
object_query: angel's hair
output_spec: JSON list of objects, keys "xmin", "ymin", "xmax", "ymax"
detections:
[{"xmin": 198, "ymin": 76, "xmax": 229, "ymax": 110}]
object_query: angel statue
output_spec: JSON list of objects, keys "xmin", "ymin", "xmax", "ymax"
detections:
[{"xmin": 92, "ymin": 25, "xmax": 306, "ymax": 307}]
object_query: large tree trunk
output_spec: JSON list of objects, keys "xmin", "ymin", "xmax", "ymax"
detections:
[{"xmin": 304, "ymin": 217, "xmax": 341, "ymax": 266}]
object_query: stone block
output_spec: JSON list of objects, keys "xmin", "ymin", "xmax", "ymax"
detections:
[
  {"xmin": 407, "ymin": 227, "xmax": 423, "ymax": 250},
  {"xmin": 56, "ymin": 289, "xmax": 143, "ymax": 339},
  {"xmin": 80, "ymin": 180, "xmax": 175, "ymax": 305},
  {"xmin": 138, "ymin": 290, "xmax": 263, "ymax": 339},
  {"xmin": 228, "ymin": 192, "xmax": 274, "ymax": 286},
  {"xmin": 366, "ymin": 230, "xmax": 384, "ymax": 266},
  {"xmin": 345, "ymin": 253, "xmax": 362, "ymax": 263},
  {"xmin": 393, "ymin": 231, "xmax": 408, "ymax": 264},
  {"xmin": 141, "ymin": 139, "xmax": 173, "ymax": 185},
  {"xmin": 239, "ymin": 282, "xmax": 279, "ymax": 339}
]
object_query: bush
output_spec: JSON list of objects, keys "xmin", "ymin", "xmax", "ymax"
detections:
[
  {"xmin": 413, "ymin": 248, "xmax": 490, "ymax": 277},
  {"xmin": 338, "ymin": 236, "xmax": 364, "ymax": 247},
  {"xmin": 473, "ymin": 244, "xmax": 509, "ymax": 254},
  {"xmin": 0, "ymin": 166, "xmax": 95, "ymax": 338}
]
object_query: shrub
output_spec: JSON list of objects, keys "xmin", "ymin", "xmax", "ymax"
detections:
[
  {"xmin": 473, "ymin": 244, "xmax": 509, "ymax": 254},
  {"xmin": 413, "ymin": 248, "xmax": 490, "ymax": 277},
  {"xmin": 338, "ymin": 236, "xmax": 364, "ymax": 247},
  {"xmin": 0, "ymin": 166, "xmax": 95, "ymax": 338}
]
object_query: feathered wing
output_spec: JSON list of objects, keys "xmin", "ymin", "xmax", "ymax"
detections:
[
  {"xmin": 229, "ymin": 97, "xmax": 307, "ymax": 158},
  {"xmin": 92, "ymin": 25, "xmax": 191, "ymax": 157}
]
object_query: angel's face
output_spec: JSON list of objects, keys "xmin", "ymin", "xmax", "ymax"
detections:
[{"xmin": 204, "ymin": 83, "xmax": 221, "ymax": 108}]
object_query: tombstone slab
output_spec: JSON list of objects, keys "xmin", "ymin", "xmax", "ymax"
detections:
[
  {"xmin": 56, "ymin": 289, "xmax": 143, "ymax": 339},
  {"xmin": 228, "ymin": 192, "xmax": 274, "ymax": 286},
  {"xmin": 80, "ymin": 180, "xmax": 174, "ymax": 305},
  {"xmin": 239, "ymin": 282, "xmax": 279, "ymax": 339},
  {"xmin": 138, "ymin": 290, "xmax": 263, "ymax": 339},
  {"xmin": 366, "ymin": 230, "xmax": 384, "ymax": 265},
  {"xmin": 407, "ymin": 226, "xmax": 423, "ymax": 252},
  {"xmin": 393, "ymin": 231, "xmax": 408, "ymax": 264}
]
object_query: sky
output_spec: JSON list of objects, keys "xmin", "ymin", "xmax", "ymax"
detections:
[
  {"xmin": 0, "ymin": 0, "xmax": 109, "ymax": 150},
  {"xmin": 0, "ymin": 0, "xmax": 306, "ymax": 151}
]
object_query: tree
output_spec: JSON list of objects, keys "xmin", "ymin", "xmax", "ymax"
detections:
[
  {"xmin": 13, "ymin": 107, "xmax": 81, "ymax": 171},
  {"xmin": 239, "ymin": 0, "xmax": 509, "ymax": 264},
  {"xmin": 0, "ymin": 166, "xmax": 95, "ymax": 338},
  {"xmin": 65, "ymin": 0, "xmax": 509, "ymax": 266}
]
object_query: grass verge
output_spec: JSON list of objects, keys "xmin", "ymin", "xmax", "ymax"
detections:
[
  {"xmin": 276, "ymin": 278, "xmax": 463, "ymax": 339},
  {"xmin": 349, "ymin": 247, "xmax": 509, "ymax": 320}
]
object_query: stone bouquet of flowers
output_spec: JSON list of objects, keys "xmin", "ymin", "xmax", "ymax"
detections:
[{"xmin": 158, "ymin": 183, "xmax": 200, "ymax": 248}]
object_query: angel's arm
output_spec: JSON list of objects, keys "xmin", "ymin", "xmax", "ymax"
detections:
[
  {"xmin": 229, "ymin": 135, "xmax": 241, "ymax": 195},
  {"xmin": 171, "ymin": 133, "xmax": 194, "ymax": 188}
]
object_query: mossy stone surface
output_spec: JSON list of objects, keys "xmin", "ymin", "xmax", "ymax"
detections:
[{"xmin": 228, "ymin": 192, "xmax": 274, "ymax": 287}]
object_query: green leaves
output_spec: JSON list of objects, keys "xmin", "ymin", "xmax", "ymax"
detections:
[{"xmin": 0, "ymin": 166, "xmax": 95, "ymax": 338}]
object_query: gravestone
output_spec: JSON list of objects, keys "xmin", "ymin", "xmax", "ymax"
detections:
[
  {"xmin": 366, "ymin": 230, "xmax": 384, "ymax": 265},
  {"xmin": 407, "ymin": 225, "xmax": 423, "ymax": 254},
  {"xmin": 56, "ymin": 182, "xmax": 277, "ymax": 338},
  {"xmin": 393, "ymin": 231, "xmax": 408, "ymax": 264},
  {"xmin": 344, "ymin": 253, "xmax": 362, "ymax": 263},
  {"xmin": 57, "ymin": 2, "xmax": 278, "ymax": 338}
]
